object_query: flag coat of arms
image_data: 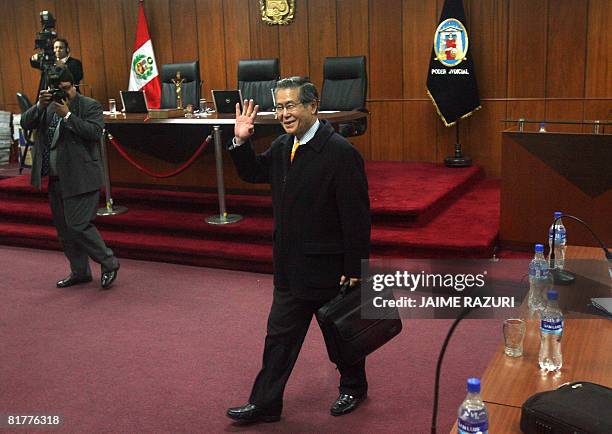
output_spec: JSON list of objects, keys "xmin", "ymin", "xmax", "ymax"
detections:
[
  {"xmin": 128, "ymin": 1, "xmax": 161, "ymax": 108},
  {"xmin": 426, "ymin": 0, "xmax": 481, "ymax": 126}
]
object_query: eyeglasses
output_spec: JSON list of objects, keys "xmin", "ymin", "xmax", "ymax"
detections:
[{"xmin": 274, "ymin": 102, "xmax": 303, "ymax": 114}]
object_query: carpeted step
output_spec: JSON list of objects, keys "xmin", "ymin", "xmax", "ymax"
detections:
[
  {"xmin": 0, "ymin": 161, "xmax": 483, "ymax": 226},
  {"xmin": 0, "ymin": 221, "xmax": 273, "ymax": 274}
]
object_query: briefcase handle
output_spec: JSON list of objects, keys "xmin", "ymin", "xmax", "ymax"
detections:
[{"xmin": 339, "ymin": 280, "xmax": 359, "ymax": 297}]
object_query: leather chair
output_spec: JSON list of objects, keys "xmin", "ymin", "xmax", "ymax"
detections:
[
  {"xmin": 16, "ymin": 92, "xmax": 34, "ymax": 173},
  {"xmin": 319, "ymin": 56, "xmax": 368, "ymax": 137},
  {"xmin": 238, "ymin": 59, "xmax": 280, "ymax": 111},
  {"xmin": 160, "ymin": 61, "xmax": 201, "ymax": 109}
]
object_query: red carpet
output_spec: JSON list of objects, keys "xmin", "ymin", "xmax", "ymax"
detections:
[
  {"xmin": 0, "ymin": 162, "xmax": 499, "ymax": 272},
  {"xmin": 0, "ymin": 246, "xmax": 503, "ymax": 433}
]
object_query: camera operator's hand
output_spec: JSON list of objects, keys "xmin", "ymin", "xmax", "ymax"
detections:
[
  {"xmin": 37, "ymin": 89, "xmax": 53, "ymax": 109},
  {"xmin": 53, "ymin": 98, "xmax": 70, "ymax": 118}
]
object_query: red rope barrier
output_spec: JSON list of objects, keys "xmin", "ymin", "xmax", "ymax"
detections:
[{"xmin": 107, "ymin": 134, "xmax": 212, "ymax": 178}]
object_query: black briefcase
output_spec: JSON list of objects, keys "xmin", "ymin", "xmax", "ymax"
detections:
[
  {"xmin": 316, "ymin": 282, "xmax": 402, "ymax": 366},
  {"xmin": 520, "ymin": 382, "xmax": 612, "ymax": 434}
]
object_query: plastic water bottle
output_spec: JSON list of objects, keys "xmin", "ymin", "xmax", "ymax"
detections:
[
  {"xmin": 528, "ymin": 244, "xmax": 553, "ymax": 313},
  {"xmin": 457, "ymin": 378, "xmax": 488, "ymax": 434},
  {"xmin": 548, "ymin": 211, "xmax": 567, "ymax": 270},
  {"xmin": 539, "ymin": 289, "xmax": 563, "ymax": 372}
]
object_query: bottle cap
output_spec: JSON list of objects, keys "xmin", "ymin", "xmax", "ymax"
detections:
[
  {"xmin": 467, "ymin": 377, "xmax": 481, "ymax": 393},
  {"xmin": 554, "ymin": 211, "xmax": 562, "ymax": 219},
  {"xmin": 535, "ymin": 244, "xmax": 544, "ymax": 253},
  {"xmin": 547, "ymin": 289, "xmax": 559, "ymax": 300}
]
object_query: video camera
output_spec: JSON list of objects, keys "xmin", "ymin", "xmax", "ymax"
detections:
[
  {"xmin": 33, "ymin": 11, "xmax": 57, "ymax": 74},
  {"xmin": 46, "ymin": 66, "xmax": 68, "ymax": 103}
]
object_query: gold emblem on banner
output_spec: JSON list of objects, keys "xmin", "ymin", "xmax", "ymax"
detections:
[{"xmin": 259, "ymin": 0, "xmax": 295, "ymax": 25}]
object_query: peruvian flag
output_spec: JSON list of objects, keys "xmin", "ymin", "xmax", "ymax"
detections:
[{"xmin": 128, "ymin": 1, "xmax": 161, "ymax": 108}]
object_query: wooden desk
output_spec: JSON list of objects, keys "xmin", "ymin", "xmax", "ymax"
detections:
[
  {"xmin": 451, "ymin": 246, "xmax": 611, "ymax": 433},
  {"xmin": 103, "ymin": 111, "xmax": 366, "ymax": 191}
]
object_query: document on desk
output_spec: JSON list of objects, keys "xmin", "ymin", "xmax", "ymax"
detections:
[
  {"xmin": 257, "ymin": 112, "xmax": 275, "ymax": 116},
  {"xmin": 319, "ymin": 110, "xmax": 340, "ymax": 113}
]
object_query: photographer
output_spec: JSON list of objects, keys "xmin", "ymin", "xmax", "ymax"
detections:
[
  {"xmin": 20, "ymin": 66, "xmax": 119, "ymax": 290},
  {"xmin": 31, "ymin": 38, "xmax": 83, "ymax": 91}
]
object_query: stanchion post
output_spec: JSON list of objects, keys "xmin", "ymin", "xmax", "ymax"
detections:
[
  {"xmin": 206, "ymin": 126, "xmax": 242, "ymax": 225},
  {"xmin": 97, "ymin": 130, "xmax": 128, "ymax": 216}
]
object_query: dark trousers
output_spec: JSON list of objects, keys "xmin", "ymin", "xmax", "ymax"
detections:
[
  {"xmin": 48, "ymin": 179, "xmax": 117, "ymax": 276},
  {"xmin": 249, "ymin": 286, "xmax": 367, "ymax": 412}
]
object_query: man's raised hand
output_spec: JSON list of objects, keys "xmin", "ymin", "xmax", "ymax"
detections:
[{"xmin": 234, "ymin": 99, "xmax": 259, "ymax": 142}]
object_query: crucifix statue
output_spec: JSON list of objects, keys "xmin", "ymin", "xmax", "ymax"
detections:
[{"xmin": 171, "ymin": 71, "xmax": 185, "ymax": 109}]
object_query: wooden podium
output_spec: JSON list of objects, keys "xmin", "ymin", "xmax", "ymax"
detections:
[{"xmin": 500, "ymin": 130, "xmax": 611, "ymax": 250}]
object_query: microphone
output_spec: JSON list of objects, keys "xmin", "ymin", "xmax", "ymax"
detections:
[{"xmin": 548, "ymin": 214, "xmax": 611, "ymax": 285}]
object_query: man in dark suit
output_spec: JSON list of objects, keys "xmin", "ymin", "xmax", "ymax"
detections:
[
  {"xmin": 226, "ymin": 77, "xmax": 371, "ymax": 422},
  {"xmin": 21, "ymin": 66, "xmax": 119, "ymax": 290},
  {"xmin": 31, "ymin": 38, "xmax": 84, "ymax": 92}
]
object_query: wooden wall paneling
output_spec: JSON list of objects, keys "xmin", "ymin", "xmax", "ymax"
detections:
[
  {"xmin": 467, "ymin": 0, "xmax": 508, "ymax": 98},
  {"xmin": 223, "ymin": 0, "xmax": 251, "ymax": 88},
  {"xmin": 145, "ymin": 0, "xmax": 173, "ymax": 67},
  {"xmin": 248, "ymin": 2, "xmax": 279, "ymax": 61},
  {"xmin": 196, "ymin": 0, "xmax": 227, "ymax": 95},
  {"xmin": 307, "ymin": 0, "xmax": 337, "ymax": 90},
  {"xmin": 0, "ymin": 3, "xmax": 23, "ymax": 112},
  {"xmin": 402, "ymin": 101, "xmax": 438, "ymax": 162},
  {"xmin": 544, "ymin": 100, "xmax": 585, "ymax": 133},
  {"xmin": 278, "ymin": 2, "xmax": 308, "ymax": 78},
  {"xmin": 99, "ymin": 0, "xmax": 129, "ymax": 104},
  {"xmin": 13, "ymin": 0, "xmax": 41, "ymax": 101},
  {"xmin": 122, "ymin": 0, "xmax": 139, "ymax": 66},
  {"xmin": 402, "ymin": 0, "xmax": 437, "ymax": 99},
  {"xmin": 462, "ymin": 101, "xmax": 506, "ymax": 177},
  {"xmin": 507, "ymin": 0, "xmax": 547, "ymax": 98},
  {"xmin": 545, "ymin": 0, "xmax": 587, "ymax": 98},
  {"xmin": 369, "ymin": 0, "xmax": 403, "ymax": 99},
  {"xmin": 585, "ymin": 0, "xmax": 612, "ymax": 97},
  {"xmin": 55, "ymin": 0, "xmax": 81, "ymax": 58},
  {"xmin": 506, "ymin": 100, "xmax": 546, "ymax": 132},
  {"xmin": 336, "ymin": 0, "xmax": 369, "ymax": 58},
  {"xmin": 169, "ymin": 0, "xmax": 199, "ymax": 63},
  {"xmin": 76, "ymin": 0, "xmax": 106, "ymax": 102},
  {"xmin": 347, "ymin": 128, "xmax": 371, "ymax": 161},
  {"xmin": 369, "ymin": 101, "xmax": 403, "ymax": 161}
]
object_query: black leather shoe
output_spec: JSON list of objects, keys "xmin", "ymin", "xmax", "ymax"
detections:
[
  {"xmin": 56, "ymin": 274, "xmax": 92, "ymax": 288},
  {"xmin": 330, "ymin": 393, "xmax": 366, "ymax": 416},
  {"xmin": 101, "ymin": 264, "xmax": 119, "ymax": 290},
  {"xmin": 226, "ymin": 403, "xmax": 281, "ymax": 423}
]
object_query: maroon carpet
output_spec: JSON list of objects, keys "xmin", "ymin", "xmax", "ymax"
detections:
[
  {"xmin": 0, "ymin": 161, "xmax": 499, "ymax": 272},
  {"xmin": 0, "ymin": 246, "xmax": 503, "ymax": 433}
]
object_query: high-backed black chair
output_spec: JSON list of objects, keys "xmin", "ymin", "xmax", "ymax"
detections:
[
  {"xmin": 160, "ymin": 61, "xmax": 201, "ymax": 109},
  {"xmin": 16, "ymin": 92, "xmax": 34, "ymax": 173},
  {"xmin": 319, "ymin": 56, "xmax": 368, "ymax": 137},
  {"xmin": 237, "ymin": 58, "xmax": 280, "ymax": 111}
]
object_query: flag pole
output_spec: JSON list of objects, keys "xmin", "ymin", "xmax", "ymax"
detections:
[{"xmin": 444, "ymin": 119, "xmax": 472, "ymax": 167}]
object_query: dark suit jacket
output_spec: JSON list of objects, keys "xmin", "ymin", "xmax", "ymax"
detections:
[
  {"xmin": 21, "ymin": 93, "xmax": 104, "ymax": 198},
  {"xmin": 230, "ymin": 119, "xmax": 371, "ymax": 300}
]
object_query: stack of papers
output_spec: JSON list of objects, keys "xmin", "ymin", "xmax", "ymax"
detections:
[{"xmin": 0, "ymin": 111, "xmax": 13, "ymax": 164}]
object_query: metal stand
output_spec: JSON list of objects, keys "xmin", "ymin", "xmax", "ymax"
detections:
[
  {"xmin": 97, "ymin": 131, "xmax": 128, "ymax": 216},
  {"xmin": 206, "ymin": 126, "xmax": 242, "ymax": 225},
  {"xmin": 444, "ymin": 120, "xmax": 472, "ymax": 167}
]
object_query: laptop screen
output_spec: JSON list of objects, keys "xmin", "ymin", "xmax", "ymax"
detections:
[
  {"xmin": 120, "ymin": 90, "xmax": 149, "ymax": 113},
  {"xmin": 211, "ymin": 89, "xmax": 243, "ymax": 114}
]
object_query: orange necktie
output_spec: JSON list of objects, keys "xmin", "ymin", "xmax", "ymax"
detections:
[{"xmin": 290, "ymin": 140, "xmax": 301, "ymax": 162}]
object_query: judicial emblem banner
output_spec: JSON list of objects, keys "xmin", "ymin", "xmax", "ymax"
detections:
[{"xmin": 427, "ymin": 0, "xmax": 481, "ymax": 126}]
